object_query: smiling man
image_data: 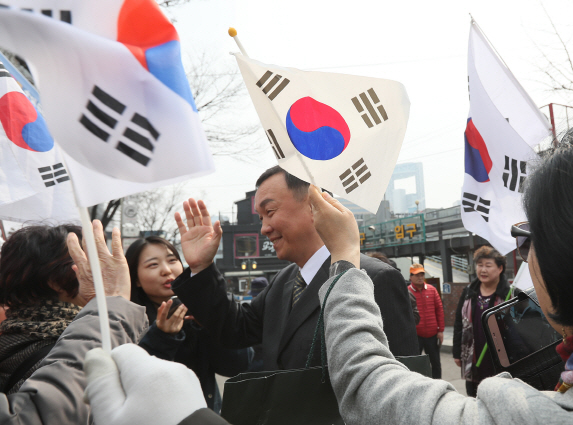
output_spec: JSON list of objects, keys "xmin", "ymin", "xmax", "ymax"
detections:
[{"xmin": 171, "ymin": 166, "xmax": 419, "ymax": 371}]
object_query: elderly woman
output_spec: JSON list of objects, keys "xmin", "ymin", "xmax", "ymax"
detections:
[
  {"xmin": 0, "ymin": 224, "xmax": 84, "ymax": 394},
  {"xmin": 453, "ymin": 246, "xmax": 512, "ymax": 396}
]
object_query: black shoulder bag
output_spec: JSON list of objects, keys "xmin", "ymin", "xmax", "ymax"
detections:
[{"xmin": 221, "ymin": 271, "xmax": 431, "ymax": 425}]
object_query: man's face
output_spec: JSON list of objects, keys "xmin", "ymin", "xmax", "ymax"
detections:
[
  {"xmin": 255, "ymin": 174, "xmax": 316, "ymax": 266},
  {"xmin": 410, "ymin": 272, "xmax": 425, "ymax": 287}
]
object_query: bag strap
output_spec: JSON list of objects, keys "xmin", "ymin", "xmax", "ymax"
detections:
[
  {"xmin": 4, "ymin": 342, "xmax": 55, "ymax": 393},
  {"xmin": 305, "ymin": 269, "xmax": 349, "ymax": 381}
]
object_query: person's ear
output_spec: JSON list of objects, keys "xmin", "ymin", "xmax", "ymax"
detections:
[{"xmin": 47, "ymin": 280, "xmax": 63, "ymax": 294}]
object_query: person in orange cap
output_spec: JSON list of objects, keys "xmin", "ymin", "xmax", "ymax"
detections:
[{"xmin": 408, "ymin": 264, "xmax": 445, "ymax": 379}]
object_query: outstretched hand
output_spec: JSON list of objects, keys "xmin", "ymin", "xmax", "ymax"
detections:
[
  {"xmin": 175, "ymin": 198, "xmax": 222, "ymax": 274},
  {"xmin": 308, "ymin": 185, "xmax": 360, "ymax": 268},
  {"xmin": 67, "ymin": 220, "xmax": 131, "ymax": 304}
]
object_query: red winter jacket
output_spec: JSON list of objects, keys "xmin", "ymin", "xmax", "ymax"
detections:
[{"xmin": 408, "ymin": 283, "xmax": 445, "ymax": 338}]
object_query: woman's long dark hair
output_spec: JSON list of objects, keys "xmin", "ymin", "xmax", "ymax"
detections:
[
  {"xmin": 523, "ymin": 144, "xmax": 573, "ymax": 326},
  {"xmin": 124, "ymin": 236, "xmax": 182, "ymax": 307}
]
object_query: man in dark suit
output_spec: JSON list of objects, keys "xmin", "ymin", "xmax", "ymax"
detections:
[{"xmin": 172, "ymin": 166, "xmax": 418, "ymax": 370}]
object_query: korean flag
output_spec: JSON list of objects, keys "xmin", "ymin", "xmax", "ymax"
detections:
[
  {"xmin": 235, "ymin": 54, "xmax": 410, "ymax": 213},
  {"xmin": 0, "ymin": 1, "xmax": 214, "ymax": 207}
]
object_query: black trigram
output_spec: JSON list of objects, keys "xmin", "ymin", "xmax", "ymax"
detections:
[
  {"xmin": 351, "ymin": 88, "xmax": 388, "ymax": 128},
  {"xmin": 502, "ymin": 156, "xmax": 526, "ymax": 193},
  {"xmin": 0, "ymin": 63, "xmax": 10, "ymax": 78},
  {"xmin": 0, "ymin": 5, "xmax": 72, "ymax": 23},
  {"xmin": 266, "ymin": 129, "xmax": 285, "ymax": 160},
  {"xmin": 38, "ymin": 163, "xmax": 70, "ymax": 187},
  {"xmin": 462, "ymin": 192, "xmax": 490, "ymax": 222},
  {"xmin": 339, "ymin": 158, "xmax": 371, "ymax": 194},
  {"xmin": 256, "ymin": 71, "xmax": 290, "ymax": 101},
  {"xmin": 79, "ymin": 86, "xmax": 160, "ymax": 166}
]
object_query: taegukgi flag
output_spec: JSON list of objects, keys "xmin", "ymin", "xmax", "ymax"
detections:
[
  {"xmin": 0, "ymin": 1, "xmax": 214, "ymax": 207},
  {"xmin": 0, "ymin": 60, "xmax": 79, "ymax": 223},
  {"xmin": 462, "ymin": 20, "xmax": 551, "ymax": 254},
  {"xmin": 235, "ymin": 54, "xmax": 410, "ymax": 213}
]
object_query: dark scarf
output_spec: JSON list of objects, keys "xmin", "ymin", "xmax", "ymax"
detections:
[
  {"xmin": 0, "ymin": 300, "xmax": 81, "ymax": 393},
  {"xmin": 0, "ymin": 299, "xmax": 80, "ymax": 339}
]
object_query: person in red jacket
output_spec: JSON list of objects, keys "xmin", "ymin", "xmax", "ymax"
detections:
[{"xmin": 408, "ymin": 264, "xmax": 445, "ymax": 379}]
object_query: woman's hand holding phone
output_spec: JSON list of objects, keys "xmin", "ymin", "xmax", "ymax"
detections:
[{"xmin": 156, "ymin": 298, "xmax": 188, "ymax": 334}]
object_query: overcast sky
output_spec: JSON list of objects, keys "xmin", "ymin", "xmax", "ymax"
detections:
[{"xmin": 165, "ymin": 0, "xmax": 573, "ymax": 220}]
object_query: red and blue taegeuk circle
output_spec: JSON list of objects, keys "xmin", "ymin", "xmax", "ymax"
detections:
[
  {"xmin": 0, "ymin": 91, "xmax": 54, "ymax": 152},
  {"xmin": 286, "ymin": 97, "xmax": 351, "ymax": 161}
]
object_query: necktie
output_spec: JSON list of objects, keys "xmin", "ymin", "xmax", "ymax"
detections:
[{"xmin": 292, "ymin": 270, "xmax": 307, "ymax": 307}]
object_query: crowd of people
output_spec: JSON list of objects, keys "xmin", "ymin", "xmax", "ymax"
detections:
[{"xmin": 0, "ymin": 145, "xmax": 571, "ymax": 424}]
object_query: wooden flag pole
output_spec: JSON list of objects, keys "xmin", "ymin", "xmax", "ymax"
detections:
[{"xmin": 228, "ymin": 27, "xmax": 249, "ymax": 57}]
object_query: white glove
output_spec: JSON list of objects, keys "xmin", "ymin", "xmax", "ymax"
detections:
[{"xmin": 84, "ymin": 344, "xmax": 207, "ymax": 425}]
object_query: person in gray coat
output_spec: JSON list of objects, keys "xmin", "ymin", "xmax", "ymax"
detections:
[
  {"xmin": 308, "ymin": 143, "xmax": 573, "ymax": 425},
  {"xmin": 0, "ymin": 220, "xmax": 148, "ymax": 424}
]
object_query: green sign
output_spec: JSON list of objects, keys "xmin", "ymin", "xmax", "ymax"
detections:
[{"xmin": 360, "ymin": 214, "xmax": 426, "ymax": 250}]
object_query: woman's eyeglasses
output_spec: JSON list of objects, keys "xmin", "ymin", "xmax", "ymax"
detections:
[{"xmin": 511, "ymin": 222, "xmax": 530, "ymax": 262}]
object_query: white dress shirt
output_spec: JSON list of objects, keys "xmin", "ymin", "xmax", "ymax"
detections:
[{"xmin": 299, "ymin": 245, "xmax": 331, "ymax": 286}]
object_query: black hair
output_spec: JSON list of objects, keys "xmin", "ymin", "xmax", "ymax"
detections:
[
  {"xmin": 523, "ymin": 144, "xmax": 573, "ymax": 325},
  {"xmin": 255, "ymin": 166, "xmax": 310, "ymax": 201},
  {"xmin": 124, "ymin": 236, "xmax": 182, "ymax": 306},
  {"xmin": 473, "ymin": 245, "xmax": 506, "ymax": 274},
  {"xmin": 0, "ymin": 224, "xmax": 82, "ymax": 309}
]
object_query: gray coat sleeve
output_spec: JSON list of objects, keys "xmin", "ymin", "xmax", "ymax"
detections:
[
  {"xmin": 318, "ymin": 269, "xmax": 573, "ymax": 425},
  {"xmin": 0, "ymin": 296, "xmax": 148, "ymax": 425}
]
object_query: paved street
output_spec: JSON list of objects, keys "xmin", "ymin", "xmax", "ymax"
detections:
[{"xmin": 440, "ymin": 351, "xmax": 467, "ymax": 395}]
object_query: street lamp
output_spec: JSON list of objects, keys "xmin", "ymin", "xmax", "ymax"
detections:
[{"xmin": 415, "ymin": 200, "xmax": 420, "ymax": 214}]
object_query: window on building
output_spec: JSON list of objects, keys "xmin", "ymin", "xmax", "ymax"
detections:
[{"xmin": 235, "ymin": 233, "xmax": 259, "ymax": 258}]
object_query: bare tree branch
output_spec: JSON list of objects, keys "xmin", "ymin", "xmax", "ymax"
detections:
[
  {"xmin": 186, "ymin": 51, "xmax": 265, "ymax": 159},
  {"xmin": 530, "ymin": 7, "xmax": 573, "ymax": 97},
  {"xmin": 156, "ymin": 0, "xmax": 191, "ymax": 7}
]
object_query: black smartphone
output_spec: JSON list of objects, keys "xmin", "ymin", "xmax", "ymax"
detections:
[
  {"xmin": 484, "ymin": 295, "xmax": 561, "ymax": 367},
  {"xmin": 167, "ymin": 296, "xmax": 183, "ymax": 318}
]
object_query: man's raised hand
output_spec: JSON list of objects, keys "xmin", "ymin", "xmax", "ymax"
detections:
[{"xmin": 175, "ymin": 198, "xmax": 222, "ymax": 274}]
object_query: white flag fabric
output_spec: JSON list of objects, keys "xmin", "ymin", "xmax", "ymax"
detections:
[
  {"xmin": 235, "ymin": 54, "xmax": 410, "ymax": 213},
  {"xmin": 512, "ymin": 262, "xmax": 533, "ymax": 292},
  {"xmin": 461, "ymin": 21, "xmax": 550, "ymax": 254},
  {"xmin": 0, "ymin": 2, "xmax": 214, "ymax": 207},
  {"xmin": 0, "ymin": 62, "xmax": 79, "ymax": 223}
]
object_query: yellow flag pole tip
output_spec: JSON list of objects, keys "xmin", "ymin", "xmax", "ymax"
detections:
[{"xmin": 228, "ymin": 27, "xmax": 238, "ymax": 37}]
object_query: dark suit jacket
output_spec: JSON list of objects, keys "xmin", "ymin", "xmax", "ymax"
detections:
[{"xmin": 173, "ymin": 253, "xmax": 418, "ymax": 371}]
